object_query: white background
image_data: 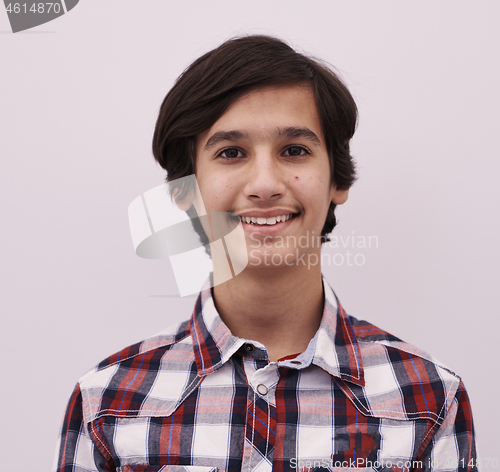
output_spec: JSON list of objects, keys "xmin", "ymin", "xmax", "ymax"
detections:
[{"xmin": 1, "ymin": 1, "xmax": 498, "ymax": 469}]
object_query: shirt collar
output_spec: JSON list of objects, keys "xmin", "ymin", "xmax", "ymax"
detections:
[{"xmin": 188, "ymin": 276, "xmax": 364, "ymax": 387}]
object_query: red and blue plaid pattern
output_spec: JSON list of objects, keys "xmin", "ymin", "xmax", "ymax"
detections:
[{"xmin": 54, "ymin": 278, "xmax": 477, "ymax": 472}]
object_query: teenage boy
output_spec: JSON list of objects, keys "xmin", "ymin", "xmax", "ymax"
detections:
[{"xmin": 54, "ymin": 35, "xmax": 477, "ymax": 472}]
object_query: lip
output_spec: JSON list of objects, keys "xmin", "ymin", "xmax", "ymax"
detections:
[{"xmin": 236, "ymin": 208, "xmax": 298, "ymax": 218}]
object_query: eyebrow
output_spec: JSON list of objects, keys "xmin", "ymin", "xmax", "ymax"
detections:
[
  {"xmin": 204, "ymin": 126, "xmax": 322, "ymax": 150},
  {"xmin": 204, "ymin": 130, "xmax": 249, "ymax": 150},
  {"xmin": 277, "ymin": 126, "xmax": 322, "ymax": 146}
]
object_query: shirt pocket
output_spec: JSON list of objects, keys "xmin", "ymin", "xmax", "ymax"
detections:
[{"xmin": 118, "ymin": 466, "xmax": 218, "ymax": 472}]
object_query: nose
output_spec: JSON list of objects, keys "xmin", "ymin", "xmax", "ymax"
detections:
[{"xmin": 243, "ymin": 152, "xmax": 287, "ymax": 202}]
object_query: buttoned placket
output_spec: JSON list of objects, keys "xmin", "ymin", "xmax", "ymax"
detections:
[{"xmin": 240, "ymin": 344, "xmax": 308, "ymax": 472}]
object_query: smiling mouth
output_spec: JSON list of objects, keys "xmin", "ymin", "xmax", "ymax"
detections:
[{"xmin": 239, "ymin": 213, "xmax": 297, "ymax": 226}]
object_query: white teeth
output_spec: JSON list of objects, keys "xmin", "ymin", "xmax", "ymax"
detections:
[{"xmin": 241, "ymin": 213, "xmax": 295, "ymax": 225}]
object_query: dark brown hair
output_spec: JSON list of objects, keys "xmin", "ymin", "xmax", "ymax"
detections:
[{"xmin": 152, "ymin": 35, "xmax": 357, "ymax": 242}]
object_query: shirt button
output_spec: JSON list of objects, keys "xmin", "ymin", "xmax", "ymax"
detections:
[
  {"xmin": 244, "ymin": 343, "xmax": 255, "ymax": 353},
  {"xmin": 257, "ymin": 384, "xmax": 268, "ymax": 395},
  {"xmin": 290, "ymin": 360, "xmax": 301, "ymax": 365}
]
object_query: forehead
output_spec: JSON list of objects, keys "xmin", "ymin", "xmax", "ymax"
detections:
[{"xmin": 197, "ymin": 84, "xmax": 324, "ymax": 146}]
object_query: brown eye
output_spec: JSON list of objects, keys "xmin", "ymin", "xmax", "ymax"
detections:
[
  {"xmin": 219, "ymin": 148, "xmax": 243, "ymax": 159},
  {"xmin": 284, "ymin": 146, "xmax": 308, "ymax": 157}
]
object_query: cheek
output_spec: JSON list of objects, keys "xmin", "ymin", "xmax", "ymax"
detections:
[
  {"xmin": 293, "ymin": 175, "xmax": 332, "ymax": 220},
  {"xmin": 292, "ymin": 172, "xmax": 329, "ymax": 197},
  {"xmin": 198, "ymin": 175, "xmax": 238, "ymax": 209}
]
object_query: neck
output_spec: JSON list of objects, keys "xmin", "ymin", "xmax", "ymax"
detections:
[{"xmin": 212, "ymin": 264, "xmax": 324, "ymax": 362}]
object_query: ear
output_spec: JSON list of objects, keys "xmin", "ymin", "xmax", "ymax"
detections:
[
  {"xmin": 172, "ymin": 186, "xmax": 195, "ymax": 211},
  {"xmin": 330, "ymin": 186, "xmax": 349, "ymax": 205}
]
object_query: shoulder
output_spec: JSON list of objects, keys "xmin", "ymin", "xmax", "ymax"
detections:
[
  {"xmin": 349, "ymin": 313, "xmax": 458, "ymax": 376},
  {"xmin": 346, "ymin": 313, "xmax": 463, "ymax": 425},
  {"xmin": 76, "ymin": 319, "xmax": 198, "ymax": 423},
  {"xmin": 90, "ymin": 319, "xmax": 192, "ymax": 372}
]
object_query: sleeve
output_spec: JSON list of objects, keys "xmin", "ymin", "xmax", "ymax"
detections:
[
  {"xmin": 53, "ymin": 382, "xmax": 112, "ymax": 472},
  {"xmin": 420, "ymin": 380, "xmax": 478, "ymax": 472}
]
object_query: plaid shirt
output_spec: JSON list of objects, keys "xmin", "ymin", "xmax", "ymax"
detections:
[{"xmin": 54, "ymin": 277, "xmax": 477, "ymax": 472}]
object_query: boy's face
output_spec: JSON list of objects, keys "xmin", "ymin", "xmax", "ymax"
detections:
[{"xmin": 193, "ymin": 84, "xmax": 348, "ymax": 270}]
